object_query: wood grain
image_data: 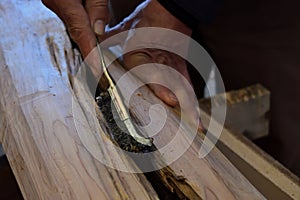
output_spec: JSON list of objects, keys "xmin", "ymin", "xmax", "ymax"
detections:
[
  {"xmin": 198, "ymin": 86, "xmax": 300, "ymax": 199},
  {"xmin": 213, "ymin": 120, "xmax": 300, "ymax": 200},
  {"xmin": 106, "ymin": 48, "xmax": 266, "ymax": 199},
  {"xmin": 0, "ymin": 1, "xmax": 158, "ymax": 199}
]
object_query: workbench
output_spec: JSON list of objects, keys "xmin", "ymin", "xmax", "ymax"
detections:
[{"xmin": 0, "ymin": 1, "xmax": 299, "ymax": 199}]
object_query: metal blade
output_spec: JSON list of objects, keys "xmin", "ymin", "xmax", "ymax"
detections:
[{"xmin": 96, "ymin": 43, "xmax": 153, "ymax": 146}]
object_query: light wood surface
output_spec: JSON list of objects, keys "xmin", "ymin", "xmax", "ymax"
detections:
[
  {"xmin": 0, "ymin": 1, "xmax": 158, "ymax": 199},
  {"xmin": 198, "ymin": 86, "xmax": 300, "ymax": 199},
  {"xmin": 214, "ymin": 121, "xmax": 300, "ymax": 200},
  {"xmin": 106, "ymin": 48, "xmax": 265, "ymax": 199}
]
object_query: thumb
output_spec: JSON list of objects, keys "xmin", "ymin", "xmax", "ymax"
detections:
[{"xmin": 85, "ymin": 0, "xmax": 109, "ymax": 36}]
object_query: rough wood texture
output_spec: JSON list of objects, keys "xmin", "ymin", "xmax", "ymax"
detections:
[
  {"xmin": 0, "ymin": 1, "xmax": 158, "ymax": 199},
  {"xmin": 213, "ymin": 122, "xmax": 300, "ymax": 200},
  {"xmin": 196, "ymin": 85, "xmax": 300, "ymax": 199},
  {"xmin": 106, "ymin": 48, "xmax": 265, "ymax": 199},
  {"xmin": 199, "ymin": 84, "xmax": 270, "ymax": 140}
]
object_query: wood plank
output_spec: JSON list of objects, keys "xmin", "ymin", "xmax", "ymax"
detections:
[
  {"xmin": 0, "ymin": 51, "xmax": 6, "ymax": 156},
  {"xmin": 0, "ymin": 1, "xmax": 158, "ymax": 199},
  {"xmin": 213, "ymin": 122, "xmax": 300, "ymax": 200},
  {"xmin": 199, "ymin": 84, "xmax": 270, "ymax": 140},
  {"xmin": 198, "ymin": 86, "xmax": 300, "ymax": 199},
  {"xmin": 105, "ymin": 48, "xmax": 265, "ymax": 199},
  {"xmin": 80, "ymin": 43, "xmax": 296, "ymax": 199}
]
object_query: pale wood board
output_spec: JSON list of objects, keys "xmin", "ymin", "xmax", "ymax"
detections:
[
  {"xmin": 213, "ymin": 123, "xmax": 300, "ymax": 200},
  {"xmin": 0, "ymin": 1, "xmax": 158, "ymax": 199},
  {"xmin": 198, "ymin": 86, "xmax": 300, "ymax": 199},
  {"xmin": 106, "ymin": 48, "xmax": 265, "ymax": 199}
]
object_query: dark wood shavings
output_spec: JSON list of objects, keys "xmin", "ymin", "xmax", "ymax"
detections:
[{"xmin": 96, "ymin": 91, "xmax": 155, "ymax": 153}]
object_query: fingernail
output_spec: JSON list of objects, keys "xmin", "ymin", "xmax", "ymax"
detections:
[
  {"xmin": 94, "ymin": 20, "xmax": 104, "ymax": 35},
  {"xmin": 199, "ymin": 121, "xmax": 207, "ymax": 134},
  {"xmin": 168, "ymin": 93, "xmax": 178, "ymax": 103}
]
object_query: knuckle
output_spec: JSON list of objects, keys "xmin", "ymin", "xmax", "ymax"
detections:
[
  {"xmin": 63, "ymin": 15, "xmax": 90, "ymax": 42},
  {"xmin": 68, "ymin": 24, "xmax": 88, "ymax": 42},
  {"xmin": 85, "ymin": 0, "xmax": 108, "ymax": 9}
]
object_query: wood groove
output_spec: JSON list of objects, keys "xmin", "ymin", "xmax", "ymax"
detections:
[{"xmin": 103, "ymin": 49, "xmax": 265, "ymax": 199}]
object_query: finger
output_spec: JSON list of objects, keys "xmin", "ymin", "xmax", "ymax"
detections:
[
  {"xmin": 169, "ymin": 63, "xmax": 204, "ymax": 130},
  {"xmin": 150, "ymin": 76, "xmax": 203, "ymax": 131},
  {"xmin": 98, "ymin": 0, "xmax": 151, "ymax": 46},
  {"xmin": 153, "ymin": 81, "xmax": 204, "ymax": 131},
  {"xmin": 150, "ymin": 84, "xmax": 179, "ymax": 106},
  {"xmin": 151, "ymin": 75, "xmax": 203, "ymax": 130},
  {"xmin": 85, "ymin": 0, "xmax": 109, "ymax": 36},
  {"xmin": 122, "ymin": 48, "xmax": 203, "ymax": 130},
  {"xmin": 61, "ymin": 3, "xmax": 97, "ymax": 57},
  {"xmin": 122, "ymin": 50, "xmax": 180, "ymax": 106},
  {"xmin": 145, "ymin": 52, "xmax": 193, "ymax": 107}
]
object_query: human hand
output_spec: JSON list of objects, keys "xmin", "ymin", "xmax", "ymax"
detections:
[
  {"xmin": 102, "ymin": 0, "xmax": 203, "ymax": 130},
  {"xmin": 42, "ymin": 0, "xmax": 109, "ymax": 57}
]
